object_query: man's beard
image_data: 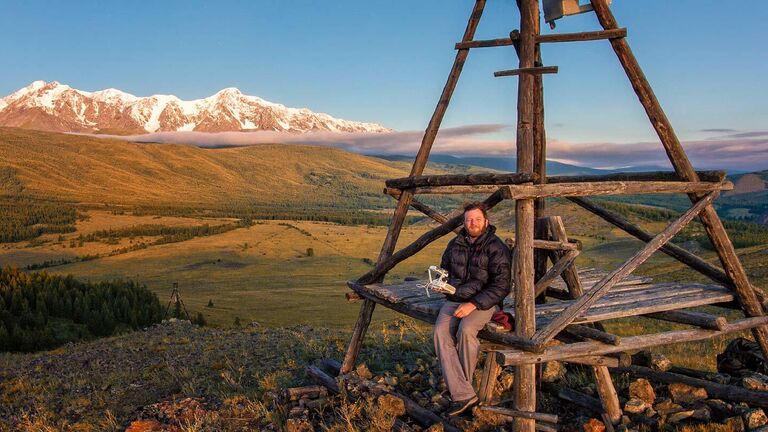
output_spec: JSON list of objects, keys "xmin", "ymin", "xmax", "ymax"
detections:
[{"xmin": 466, "ymin": 224, "xmax": 487, "ymax": 238}]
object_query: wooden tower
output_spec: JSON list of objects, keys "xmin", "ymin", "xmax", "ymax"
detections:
[{"xmin": 341, "ymin": 0, "xmax": 768, "ymax": 429}]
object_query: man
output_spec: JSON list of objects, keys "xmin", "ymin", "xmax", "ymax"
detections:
[{"xmin": 434, "ymin": 202, "xmax": 512, "ymax": 416}]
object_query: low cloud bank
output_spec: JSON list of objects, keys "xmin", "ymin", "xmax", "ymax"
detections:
[{"xmin": 98, "ymin": 125, "xmax": 768, "ymax": 171}]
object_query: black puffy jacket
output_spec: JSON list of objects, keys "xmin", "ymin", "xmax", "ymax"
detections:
[{"xmin": 439, "ymin": 225, "xmax": 512, "ymax": 310}]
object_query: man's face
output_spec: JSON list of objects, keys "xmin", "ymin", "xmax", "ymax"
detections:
[{"xmin": 464, "ymin": 208, "xmax": 488, "ymax": 238}]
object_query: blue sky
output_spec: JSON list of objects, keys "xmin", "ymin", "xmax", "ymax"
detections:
[{"xmin": 1, "ymin": 1, "xmax": 767, "ymax": 169}]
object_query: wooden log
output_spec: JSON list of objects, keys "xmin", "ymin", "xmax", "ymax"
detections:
[
  {"xmin": 385, "ymin": 172, "xmax": 536, "ymax": 189},
  {"xmin": 386, "ymin": 188, "xmax": 461, "ymax": 235},
  {"xmin": 564, "ymin": 324, "xmax": 621, "ymax": 345},
  {"xmin": 548, "ymin": 170, "xmax": 725, "ymax": 184},
  {"xmin": 593, "ymin": 366, "xmax": 622, "ymax": 425},
  {"xmin": 284, "ymin": 385, "xmax": 328, "ymax": 401},
  {"xmin": 341, "ymin": 299, "xmax": 376, "ymax": 374},
  {"xmin": 307, "ymin": 366, "xmax": 340, "ymax": 393},
  {"xmin": 534, "ymin": 249, "xmax": 579, "ymax": 297},
  {"xmin": 478, "ymin": 348, "xmax": 502, "ymax": 404},
  {"xmin": 563, "ymin": 354, "xmax": 630, "ymax": 368},
  {"xmin": 454, "ymin": 28, "xmax": 627, "ymax": 48},
  {"xmin": 531, "ymin": 192, "xmax": 718, "ymax": 348},
  {"xmin": 498, "ymin": 315, "xmax": 768, "ymax": 366},
  {"xmin": 319, "ymin": 358, "xmax": 342, "ymax": 377},
  {"xmin": 479, "ymin": 406, "xmax": 559, "ymax": 424},
  {"xmin": 533, "ymin": 39, "xmax": 546, "ymax": 218},
  {"xmin": 618, "ymin": 365, "xmax": 768, "ymax": 409},
  {"xmin": 589, "ymin": 0, "xmax": 768, "ymax": 359},
  {"xmin": 513, "ymin": 1, "xmax": 539, "ymax": 430},
  {"xmin": 557, "ymin": 387, "xmax": 603, "ymax": 414},
  {"xmin": 534, "ymin": 219, "xmax": 549, "ymax": 304},
  {"xmin": 494, "ymin": 66, "xmax": 558, "ymax": 77},
  {"xmin": 643, "ymin": 310, "xmax": 727, "ymax": 330},
  {"xmin": 508, "ymin": 238, "xmax": 580, "ymax": 251},
  {"xmin": 503, "ymin": 180, "xmax": 732, "ymax": 200},
  {"xmin": 357, "ymin": 189, "xmax": 506, "ymax": 285}
]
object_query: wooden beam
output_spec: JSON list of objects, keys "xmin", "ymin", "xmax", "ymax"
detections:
[
  {"xmin": 594, "ymin": 366, "xmax": 622, "ymax": 425},
  {"xmin": 498, "ymin": 315, "xmax": 768, "ymax": 366},
  {"xmin": 386, "ymin": 189, "xmax": 460, "ymax": 235},
  {"xmin": 479, "ymin": 406, "xmax": 559, "ymax": 424},
  {"xmin": 548, "ymin": 170, "xmax": 725, "ymax": 183},
  {"xmin": 478, "ymin": 348, "xmax": 502, "ymax": 404},
  {"xmin": 643, "ymin": 310, "xmax": 727, "ymax": 331},
  {"xmin": 531, "ymin": 192, "xmax": 718, "ymax": 348},
  {"xmin": 589, "ymin": 0, "xmax": 768, "ymax": 359},
  {"xmin": 454, "ymin": 28, "xmax": 627, "ymax": 49},
  {"xmin": 494, "ymin": 66, "xmax": 558, "ymax": 77},
  {"xmin": 564, "ymin": 324, "xmax": 621, "ymax": 345},
  {"xmin": 513, "ymin": 1, "xmax": 539, "ymax": 430},
  {"xmin": 504, "ymin": 180, "xmax": 732, "ymax": 200},
  {"xmin": 385, "ymin": 170, "xmax": 724, "ymax": 191},
  {"xmin": 534, "ymin": 249, "xmax": 580, "ymax": 296},
  {"xmin": 385, "ymin": 172, "xmax": 536, "ymax": 189},
  {"xmin": 508, "ymin": 238, "xmax": 581, "ymax": 251}
]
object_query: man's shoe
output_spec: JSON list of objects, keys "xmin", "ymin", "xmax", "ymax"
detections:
[{"xmin": 447, "ymin": 395, "xmax": 478, "ymax": 416}]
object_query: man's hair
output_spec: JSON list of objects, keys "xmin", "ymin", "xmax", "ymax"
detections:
[{"xmin": 462, "ymin": 201, "xmax": 488, "ymax": 219}]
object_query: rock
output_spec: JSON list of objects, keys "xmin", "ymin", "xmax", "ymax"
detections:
[
  {"xmin": 717, "ymin": 337, "xmax": 767, "ymax": 375},
  {"xmin": 745, "ymin": 408, "xmax": 768, "ymax": 429},
  {"xmin": 377, "ymin": 394, "xmax": 406, "ymax": 417},
  {"xmin": 125, "ymin": 420, "xmax": 168, "ymax": 432},
  {"xmin": 742, "ymin": 373, "xmax": 768, "ymax": 391},
  {"xmin": 355, "ymin": 363, "xmax": 373, "ymax": 380},
  {"xmin": 649, "ymin": 353, "xmax": 673, "ymax": 372},
  {"xmin": 654, "ymin": 398, "xmax": 684, "ymax": 416},
  {"xmin": 624, "ymin": 398, "xmax": 649, "ymax": 414},
  {"xmin": 667, "ymin": 410, "xmax": 695, "ymax": 423},
  {"xmin": 644, "ymin": 406, "xmax": 657, "ymax": 418},
  {"xmin": 724, "ymin": 416, "xmax": 745, "ymax": 432},
  {"xmin": 425, "ymin": 423, "xmax": 444, "ymax": 432},
  {"xmin": 541, "ymin": 360, "xmax": 565, "ymax": 383},
  {"xmin": 583, "ymin": 418, "xmax": 605, "ymax": 432},
  {"xmin": 629, "ymin": 378, "xmax": 656, "ymax": 404},
  {"xmin": 706, "ymin": 399, "xmax": 733, "ymax": 418},
  {"xmin": 668, "ymin": 382, "xmax": 708, "ymax": 404},
  {"xmin": 692, "ymin": 406, "xmax": 711, "ymax": 422},
  {"xmin": 384, "ymin": 375, "xmax": 398, "ymax": 386}
]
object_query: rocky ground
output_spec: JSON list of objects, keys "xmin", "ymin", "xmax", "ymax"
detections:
[{"xmin": 1, "ymin": 319, "xmax": 767, "ymax": 431}]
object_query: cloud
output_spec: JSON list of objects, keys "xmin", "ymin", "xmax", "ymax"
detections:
[
  {"xmin": 700, "ymin": 128, "xmax": 738, "ymax": 133},
  {"xmin": 547, "ymin": 136, "xmax": 768, "ymax": 171},
  {"xmin": 96, "ymin": 124, "xmax": 515, "ymax": 155},
  {"xmin": 95, "ymin": 124, "xmax": 768, "ymax": 171}
]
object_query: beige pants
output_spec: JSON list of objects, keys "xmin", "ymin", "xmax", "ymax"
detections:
[{"xmin": 434, "ymin": 301, "xmax": 498, "ymax": 401}]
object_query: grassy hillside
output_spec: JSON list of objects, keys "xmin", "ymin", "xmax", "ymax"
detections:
[{"xmin": 0, "ymin": 127, "xmax": 425, "ymax": 209}]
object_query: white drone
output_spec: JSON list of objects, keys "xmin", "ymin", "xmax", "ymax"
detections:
[{"xmin": 419, "ymin": 265, "xmax": 457, "ymax": 298}]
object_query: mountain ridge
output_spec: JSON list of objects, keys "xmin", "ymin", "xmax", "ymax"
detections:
[{"xmin": 0, "ymin": 81, "xmax": 390, "ymax": 135}]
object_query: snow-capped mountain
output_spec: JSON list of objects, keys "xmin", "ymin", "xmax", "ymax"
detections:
[{"xmin": 0, "ymin": 81, "xmax": 390, "ymax": 134}]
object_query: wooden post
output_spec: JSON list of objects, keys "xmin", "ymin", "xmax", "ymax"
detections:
[
  {"xmin": 545, "ymin": 217, "xmax": 622, "ymax": 424},
  {"xmin": 513, "ymin": 0, "xmax": 539, "ymax": 430},
  {"xmin": 340, "ymin": 0, "xmax": 487, "ymax": 374},
  {"xmin": 589, "ymin": 0, "xmax": 768, "ymax": 360},
  {"xmin": 478, "ymin": 349, "xmax": 502, "ymax": 404}
]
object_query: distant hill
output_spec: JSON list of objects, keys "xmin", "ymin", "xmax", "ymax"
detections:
[
  {"xmin": 0, "ymin": 127, "xmax": 415, "ymax": 209},
  {"xmin": 372, "ymin": 154, "xmax": 606, "ymax": 176}
]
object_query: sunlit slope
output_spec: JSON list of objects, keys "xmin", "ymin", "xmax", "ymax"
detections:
[{"xmin": 0, "ymin": 127, "xmax": 414, "ymax": 207}]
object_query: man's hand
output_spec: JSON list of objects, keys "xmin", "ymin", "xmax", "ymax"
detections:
[{"xmin": 453, "ymin": 302, "xmax": 477, "ymax": 319}]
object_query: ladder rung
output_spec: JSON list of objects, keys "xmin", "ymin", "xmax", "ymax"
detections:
[
  {"xmin": 455, "ymin": 28, "xmax": 626, "ymax": 50},
  {"xmin": 494, "ymin": 66, "xmax": 558, "ymax": 77}
]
